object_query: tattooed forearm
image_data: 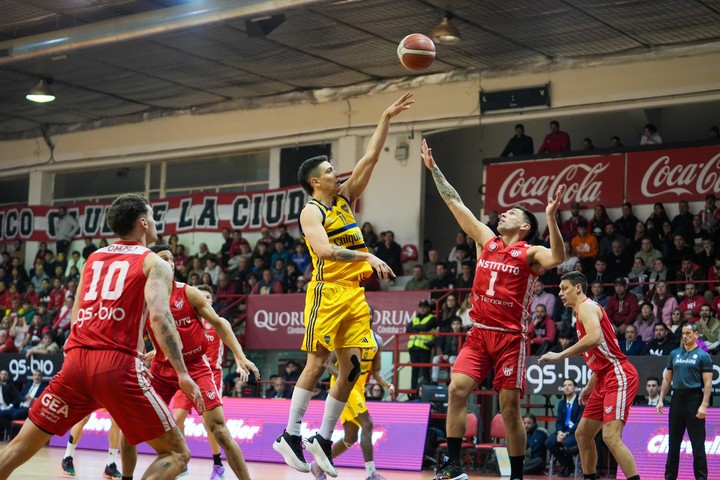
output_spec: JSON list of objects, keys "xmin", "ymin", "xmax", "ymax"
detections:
[
  {"xmin": 432, "ymin": 166, "xmax": 462, "ymax": 204},
  {"xmin": 329, "ymin": 245, "xmax": 358, "ymax": 262}
]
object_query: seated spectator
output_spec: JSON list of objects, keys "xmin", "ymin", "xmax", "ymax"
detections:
[
  {"xmin": 609, "ymin": 136, "xmax": 623, "ymax": 149},
  {"xmin": 620, "ymin": 324, "xmax": 646, "ymax": 356},
  {"xmin": 0, "ymin": 369, "xmax": 18, "ymax": 412},
  {"xmin": 615, "ymin": 202, "xmax": 639, "ymax": 239},
  {"xmin": 582, "ymin": 138, "xmax": 595, "ymax": 150},
  {"xmin": 437, "ymin": 295, "xmax": 459, "ymax": 332},
  {"xmin": 586, "ymin": 259, "xmax": 611, "ymax": 294},
  {"xmin": 605, "ymin": 239, "xmax": 633, "ymax": 280},
  {"xmin": 282, "ymin": 360, "xmax": 302, "ymax": 398},
  {"xmin": 311, "ymin": 382, "xmax": 328, "ymax": 401},
  {"xmin": 627, "ymin": 257, "xmax": 650, "ymax": 300},
  {"xmin": 25, "ymin": 331, "xmax": 59, "ymax": 357},
  {"xmin": 374, "ymin": 230, "xmax": 403, "ymax": 276},
  {"xmin": 275, "ymin": 224, "xmax": 295, "ymax": 251},
  {"xmin": 697, "ymin": 305, "xmax": 720, "ymax": 352},
  {"xmin": 588, "ymin": 281, "xmax": 608, "ymax": 307},
  {"xmin": 264, "ymin": 375, "xmax": 287, "ymax": 399},
  {"xmin": 634, "ymin": 237, "xmax": 662, "ymax": 272},
  {"xmin": 696, "ymin": 238, "xmax": 715, "ymax": 272},
  {"xmin": 549, "ymin": 329, "xmax": 576, "ymax": 353},
  {"xmin": 560, "ymin": 202, "xmax": 586, "ymax": 241},
  {"xmin": 589, "ymin": 205, "xmax": 611, "ymax": 240},
  {"xmin": 500, "ymin": 123, "xmax": 534, "ymax": 157},
  {"xmin": 531, "ymin": 281, "xmax": 557, "ymax": 319},
  {"xmin": 430, "ymin": 317, "xmax": 462, "ymax": 383},
  {"xmin": 648, "ymin": 280, "xmax": 678, "ymax": 325},
  {"xmin": 405, "ymin": 264, "xmax": 430, "ymax": 291},
  {"xmin": 51, "ymin": 297, "xmax": 74, "ymax": 344},
  {"xmin": 664, "ymin": 233, "xmax": 695, "ymax": 276},
  {"xmin": 668, "ymin": 308, "xmax": 684, "ymax": 339},
  {"xmin": 640, "ymin": 123, "xmax": 662, "ymax": 145},
  {"xmin": 455, "ymin": 260, "xmax": 474, "ymax": 290},
  {"xmin": 599, "ymin": 222, "xmax": 626, "ymax": 260},
  {"xmin": 642, "ymin": 322, "xmax": 678, "ymax": 356},
  {"xmin": 633, "ymin": 302, "xmax": 657, "ymax": 342},
  {"xmin": 605, "ymin": 278, "xmax": 639, "ymax": 335},
  {"xmin": 255, "ymin": 227, "xmax": 275, "ymax": 250},
  {"xmin": 538, "ymin": 120, "xmax": 571, "ymax": 154},
  {"xmin": 270, "ymin": 240, "xmax": 291, "ymax": 269},
  {"xmin": 429, "ymin": 262, "xmax": 454, "ymax": 292},
  {"xmin": 0, "ymin": 370, "xmax": 46, "ymax": 436},
  {"xmin": 423, "ymin": 249, "xmax": 440, "ymax": 282},
  {"xmin": 290, "ymin": 243, "xmax": 311, "ymax": 274},
  {"xmin": 557, "ymin": 243, "xmax": 579, "ymax": 275},
  {"xmin": 646, "ymin": 258, "xmax": 674, "ymax": 297},
  {"xmin": 203, "ymin": 257, "xmax": 222, "ymax": 286},
  {"xmin": 646, "ymin": 202, "xmax": 671, "ymax": 230},
  {"xmin": 699, "ymin": 194, "xmax": 720, "ymax": 235},
  {"xmin": 527, "ymin": 304, "xmax": 556, "ymax": 355},
  {"xmin": 0, "ymin": 329, "xmax": 17, "ymax": 353},
  {"xmin": 676, "ymin": 257, "xmax": 706, "ymax": 295},
  {"xmin": 671, "ymin": 200, "xmax": 695, "ymax": 242},
  {"xmin": 545, "ymin": 379, "xmax": 583, "ymax": 477},
  {"xmin": 656, "ymin": 220, "xmax": 674, "ymax": 253},
  {"xmin": 678, "ymin": 282, "xmax": 705, "ymax": 322},
  {"xmin": 523, "ymin": 413, "xmax": 548, "ymax": 475},
  {"xmin": 288, "ymin": 276, "xmax": 308, "ymax": 294},
  {"xmin": 636, "ymin": 377, "xmax": 662, "ymax": 406},
  {"xmin": 366, "ymin": 384, "xmax": 385, "ymax": 402},
  {"xmin": 250, "ymin": 269, "xmax": 284, "ymax": 295},
  {"xmin": 447, "ymin": 243, "xmax": 470, "ymax": 278},
  {"xmin": 629, "ymin": 221, "xmax": 649, "ymax": 254},
  {"xmin": 571, "ymin": 218, "xmax": 598, "ymax": 270}
]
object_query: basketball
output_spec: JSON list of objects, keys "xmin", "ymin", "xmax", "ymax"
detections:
[{"xmin": 397, "ymin": 33, "xmax": 436, "ymax": 72}]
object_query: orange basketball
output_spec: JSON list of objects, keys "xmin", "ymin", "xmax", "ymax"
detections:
[{"xmin": 397, "ymin": 33, "xmax": 436, "ymax": 72}]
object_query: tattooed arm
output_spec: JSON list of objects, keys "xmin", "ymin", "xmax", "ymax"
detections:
[
  {"xmin": 299, "ymin": 203, "xmax": 395, "ymax": 280},
  {"xmin": 144, "ymin": 253, "xmax": 205, "ymax": 412},
  {"xmin": 420, "ymin": 139, "xmax": 495, "ymax": 248}
]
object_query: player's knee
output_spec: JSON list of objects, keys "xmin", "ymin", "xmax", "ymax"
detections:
[
  {"xmin": 347, "ymin": 355, "xmax": 361, "ymax": 383},
  {"xmin": 448, "ymin": 380, "xmax": 471, "ymax": 400},
  {"xmin": 344, "ymin": 433, "xmax": 358, "ymax": 446},
  {"xmin": 209, "ymin": 422, "xmax": 231, "ymax": 446}
]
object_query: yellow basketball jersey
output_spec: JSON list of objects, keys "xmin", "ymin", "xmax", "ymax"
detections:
[
  {"xmin": 304, "ymin": 195, "xmax": 372, "ymax": 283},
  {"xmin": 330, "ymin": 331, "xmax": 379, "ymax": 392}
]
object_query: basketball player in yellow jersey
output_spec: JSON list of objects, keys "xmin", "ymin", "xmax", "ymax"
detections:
[
  {"xmin": 310, "ymin": 328, "xmax": 394, "ymax": 480},
  {"xmin": 274, "ymin": 92, "xmax": 414, "ymax": 478}
]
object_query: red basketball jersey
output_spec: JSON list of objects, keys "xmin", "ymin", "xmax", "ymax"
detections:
[
  {"xmin": 469, "ymin": 237, "xmax": 538, "ymax": 333},
  {"xmin": 150, "ymin": 282, "xmax": 208, "ymax": 364},
  {"xmin": 202, "ymin": 320, "xmax": 223, "ymax": 372},
  {"xmin": 577, "ymin": 298, "xmax": 629, "ymax": 375},
  {"xmin": 64, "ymin": 242, "xmax": 152, "ymax": 357}
]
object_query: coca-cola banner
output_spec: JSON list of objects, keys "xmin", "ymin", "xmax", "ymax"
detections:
[
  {"xmin": 484, "ymin": 154, "xmax": 625, "ymax": 212},
  {"xmin": 626, "ymin": 145, "xmax": 720, "ymax": 204},
  {"xmin": 246, "ymin": 291, "xmax": 429, "ymax": 350}
]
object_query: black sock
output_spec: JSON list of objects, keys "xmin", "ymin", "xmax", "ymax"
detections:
[
  {"xmin": 584, "ymin": 474, "xmax": 596, "ymax": 480},
  {"xmin": 213, "ymin": 454, "xmax": 222, "ymax": 466},
  {"xmin": 447, "ymin": 437, "xmax": 462, "ymax": 463},
  {"xmin": 626, "ymin": 476, "xmax": 640, "ymax": 480},
  {"xmin": 509, "ymin": 455, "xmax": 524, "ymax": 480},
  {"xmin": 68, "ymin": 435, "xmax": 75, "ymax": 445},
  {"xmin": 122, "ymin": 477, "xmax": 133, "ymax": 480}
]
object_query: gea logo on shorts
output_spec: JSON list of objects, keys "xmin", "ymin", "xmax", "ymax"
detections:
[{"xmin": 40, "ymin": 392, "xmax": 69, "ymax": 418}]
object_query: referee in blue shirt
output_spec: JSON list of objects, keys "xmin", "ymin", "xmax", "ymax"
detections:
[{"xmin": 657, "ymin": 322, "xmax": 712, "ymax": 480}]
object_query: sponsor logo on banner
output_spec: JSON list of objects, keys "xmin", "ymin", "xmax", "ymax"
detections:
[
  {"xmin": 485, "ymin": 155, "xmax": 624, "ymax": 212},
  {"xmin": 627, "ymin": 145, "xmax": 720, "ymax": 203}
]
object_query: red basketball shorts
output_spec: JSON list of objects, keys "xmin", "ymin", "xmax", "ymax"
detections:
[
  {"xmin": 582, "ymin": 362, "xmax": 639, "ymax": 423},
  {"xmin": 172, "ymin": 369, "xmax": 222, "ymax": 413},
  {"xmin": 150, "ymin": 355, "xmax": 223, "ymax": 412}
]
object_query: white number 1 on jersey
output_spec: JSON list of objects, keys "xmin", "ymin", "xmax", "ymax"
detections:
[{"xmin": 486, "ymin": 270, "xmax": 498, "ymax": 297}]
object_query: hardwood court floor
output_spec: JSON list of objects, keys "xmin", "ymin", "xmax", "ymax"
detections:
[{"xmin": 0, "ymin": 445, "xmax": 574, "ymax": 479}]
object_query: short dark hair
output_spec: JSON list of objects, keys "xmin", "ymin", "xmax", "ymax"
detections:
[
  {"xmin": 560, "ymin": 271, "xmax": 588, "ymax": 294},
  {"xmin": 550, "ymin": 120, "xmax": 559, "ymax": 128},
  {"xmin": 298, "ymin": 155, "xmax": 329, "ymax": 195},
  {"xmin": 513, "ymin": 205, "xmax": 538, "ymax": 242},
  {"xmin": 151, "ymin": 244, "xmax": 172, "ymax": 254},
  {"xmin": 514, "ymin": 123, "xmax": 524, "ymax": 130},
  {"xmin": 646, "ymin": 376, "xmax": 660, "ymax": 384},
  {"xmin": 107, "ymin": 194, "xmax": 151, "ymax": 237},
  {"xmin": 681, "ymin": 322, "xmax": 699, "ymax": 332},
  {"xmin": 196, "ymin": 284, "xmax": 214, "ymax": 295},
  {"xmin": 563, "ymin": 378, "xmax": 577, "ymax": 387},
  {"xmin": 644, "ymin": 123, "xmax": 658, "ymax": 133}
]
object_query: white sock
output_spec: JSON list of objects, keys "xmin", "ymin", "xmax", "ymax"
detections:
[
  {"xmin": 319, "ymin": 395, "xmax": 345, "ymax": 440},
  {"xmin": 286, "ymin": 387, "xmax": 313, "ymax": 435},
  {"xmin": 365, "ymin": 460, "xmax": 376, "ymax": 476},
  {"xmin": 64, "ymin": 441, "xmax": 76, "ymax": 459},
  {"xmin": 107, "ymin": 448, "xmax": 118, "ymax": 466}
]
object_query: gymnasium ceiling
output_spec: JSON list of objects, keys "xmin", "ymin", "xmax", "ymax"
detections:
[{"xmin": 1, "ymin": 0, "xmax": 720, "ymax": 140}]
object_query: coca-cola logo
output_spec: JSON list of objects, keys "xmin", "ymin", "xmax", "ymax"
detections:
[
  {"xmin": 641, "ymin": 154, "xmax": 720, "ymax": 198},
  {"xmin": 496, "ymin": 162, "xmax": 609, "ymax": 208}
]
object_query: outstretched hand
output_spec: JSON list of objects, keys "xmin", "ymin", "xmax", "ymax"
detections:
[
  {"xmin": 538, "ymin": 351, "xmax": 561, "ymax": 364},
  {"xmin": 546, "ymin": 185, "xmax": 565, "ymax": 218},
  {"xmin": 384, "ymin": 92, "xmax": 414, "ymax": 118},
  {"xmin": 420, "ymin": 138, "xmax": 436, "ymax": 170}
]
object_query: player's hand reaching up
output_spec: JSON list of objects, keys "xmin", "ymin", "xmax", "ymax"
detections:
[
  {"xmin": 178, "ymin": 372, "xmax": 205, "ymax": 414},
  {"xmin": 383, "ymin": 92, "xmax": 414, "ymax": 118},
  {"xmin": 546, "ymin": 185, "xmax": 566, "ymax": 218},
  {"xmin": 420, "ymin": 139, "xmax": 437, "ymax": 171}
]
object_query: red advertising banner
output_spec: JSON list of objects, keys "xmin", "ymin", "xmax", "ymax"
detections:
[
  {"xmin": 626, "ymin": 145, "xmax": 720, "ymax": 204},
  {"xmin": 245, "ymin": 291, "xmax": 429, "ymax": 350},
  {"xmin": 484, "ymin": 154, "xmax": 625, "ymax": 212}
]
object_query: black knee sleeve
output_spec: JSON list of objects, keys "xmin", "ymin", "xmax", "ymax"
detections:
[{"xmin": 347, "ymin": 354, "xmax": 361, "ymax": 382}]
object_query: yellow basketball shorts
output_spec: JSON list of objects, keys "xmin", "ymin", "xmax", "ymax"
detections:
[
  {"xmin": 340, "ymin": 385, "xmax": 368, "ymax": 426},
  {"xmin": 302, "ymin": 281, "xmax": 371, "ymax": 352}
]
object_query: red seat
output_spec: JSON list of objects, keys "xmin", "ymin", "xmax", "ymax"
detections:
[
  {"xmin": 474, "ymin": 412, "xmax": 507, "ymax": 471},
  {"xmin": 437, "ymin": 412, "xmax": 478, "ymax": 461}
]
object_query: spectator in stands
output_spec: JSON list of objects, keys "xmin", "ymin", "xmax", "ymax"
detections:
[
  {"xmin": 588, "ymin": 281, "xmax": 609, "ymax": 308},
  {"xmin": 275, "ymin": 224, "xmax": 295, "ymax": 250},
  {"xmin": 374, "ymin": 230, "xmax": 403, "ymax": 276},
  {"xmin": 430, "ymin": 317, "xmax": 462, "ymax": 383},
  {"xmin": 696, "ymin": 238, "xmax": 715, "ymax": 273},
  {"xmin": 678, "ymin": 282, "xmax": 706, "ymax": 323},
  {"xmin": 0, "ymin": 369, "xmax": 18, "ymax": 414},
  {"xmin": 649, "ymin": 280, "xmax": 678, "ymax": 325},
  {"xmin": 52, "ymin": 207, "xmax": 80, "ymax": 257},
  {"xmin": 710, "ymin": 125, "xmax": 720, "ymax": 139},
  {"xmin": 531, "ymin": 281, "xmax": 557, "ymax": 319},
  {"xmin": 366, "ymin": 384, "xmax": 385, "ymax": 402},
  {"xmin": 290, "ymin": 243, "xmax": 311, "ymax": 274},
  {"xmin": 51, "ymin": 297, "xmax": 73, "ymax": 344},
  {"xmin": 620, "ymin": 324, "xmax": 645, "ymax": 356},
  {"xmin": 264, "ymin": 375, "xmax": 287, "ymax": 399},
  {"xmin": 664, "ymin": 233, "xmax": 695, "ymax": 275},
  {"xmin": 289, "ymin": 276, "xmax": 308, "ymax": 294},
  {"xmin": 270, "ymin": 239, "xmax": 290, "ymax": 269},
  {"xmin": 538, "ymin": 120, "xmax": 571, "ymax": 154},
  {"xmin": 634, "ymin": 302, "xmax": 658, "ymax": 343},
  {"xmin": 360, "ymin": 222, "xmax": 379, "ymax": 250},
  {"xmin": 598, "ymin": 223, "xmax": 626, "ymax": 260},
  {"xmin": 637, "ymin": 377, "xmax": 662, "ymax": 406},
  {"xmin": 549, "ymin": 329, "xmax": 576, "ymax": 354},
  {"xmin": 29, "ymin": 265, "xmax": 49, "ymax": 293},
  {"xmin": 571, "ymin": 218, "xmax": 598, "ymax": 270},
  {"xmin": 642, "ymin": 322, "xmax": 678, "ymax": 355},
  {"xmin": 527, "ymin": 304, "xmax": 556, "ymax": 355},
  {"xmin": 0, "ymin": 370, "xmax": 46, "ymax": 435},
  {"xmin": 485, "ymin": 211, "xmax": 500, "ymax": 235},
  {"xmin": 613, "ymin": 204, "xmax": 637, "ymax": 240},
  {"xmin": 455, "ymin": 261, "xmax": 474, "ymax": 290},
  {"xmin": 281, "ymin": 360, "xmax": 301, "ymax": 398},
  {"xmin": 438, "ymin": 295, "xmax": 460, "ymax": 332},
  {"xmin": 228, "ymin": 230, "xmax": 250, "ymax": 259},
  {"xmin": 699, "ymin": 194, "xmax": 720, "ymax": 235},
  {"xmin": 646, "ymin": 202, "xmax": 671, "ymax": 230},
  {"xmin": 405, "ymin": 264, "xmax": 430, "ymax": 291},
  {"xmin": 609, "ymin": 136, "xmax": 624, "ymax": 149},
  {"xmin": 627, "ymin": 257, "xmax": 650, "ymax": 300},
  {"xmin": 64, "ymin": 251, "xmax": 84, "ymax": 280},
  {"xmin": 283, "ymin": 262, "xmax": 301, "ymax": 292},
  {"xmin": 203, "ymin": 257, "xmax": 222, "ymax": 286},
  {"xmin": 500, "ymin": 123, "xmax": 534, "ymax": 157},
  {"xmin": 447, "ymin": 243, "xmax": 470, "ymax": 278},
  {"xmin": 560, "ymin": 202, "xmax": 586, "ymax": 241},
  {"xmin": 37, "ymin": 279, "xmax": 51, "ymax": 305},
  {"xmin": 250, "ymin": 269, "xmax": 284, "ymax": 295},
  {"xmin": 634, "ymin": 236, "xmax": 663, "ymax": 272},
  {"xmin": 605, "ymin": 277, "xmax": 639, "ymax": 334},
  {"xmin": 255, "ymin": 227, "xmax": 274, "ymax": 250},
  {"xmin": 656, "ymin": 220, "xmax": 674, "ymax": 254},
  {"xmin": 676, "ymin": 257, "xmax": 706, "ymax": 295},
  {"xmin": 429, "ymin": 262, "xmax": 454, "ymax": 291},
  {"xmin": 25, "ymin": 331, "xmax": 59, "ymax": 357},
  {"xmin": 253, "ymin": 242, "xmax": 272, "ymax": 271},
  {"xmin": 311, "ymin": 382, "xmax": 328, "ymax": 401},
  {"xmin": 81, "ymin": 237, "xmax": 97, "ymax": 260},
  {"xmin": 406, "ymin": 300, "xmax": 437, "ymax": 395},
  {"xmin": 640, "ymin": 123, "xmax": 663, "ymax": 145},
  {"xmin": 672, "ymin": 200, "xmax": 695, "ymax": 244},
  {"xmin": 523, "ymin": 413, "xmax": 548, "ymax": 475},
  {"xmin": 556, "ymin": 243, "xmax": 579, "ymax": 275},
  {"xmin": 545, "ymin": 379, "xmax": 583, "ymax": 477},
  {"xmin": 218, "ymin": 228, "xmax": 233, "ymax": 268},
  {"xmin": 0, "ymin": 330, "xmax": 17, "ymax": 353},
  {"xmin": 589, "ymin": 205, "xmax": 611, "ymax": 241},
  {"xmin": 586, "ymin": 259, "xmax": 611, "ymax": 293},
  {"xmin": 697, "ymin": 305, "xmax": 720, "ymax": 351},
  {"xmin": 47, "ymin": 277, "xmax": 66, "ymax": 316},
  {"xmin": 647, "ymin": 258, "xmax": 674, "ymax": 297},
  {"xmin": 582, "ymin": 138, "xmax": 595, "ymax": 150}
]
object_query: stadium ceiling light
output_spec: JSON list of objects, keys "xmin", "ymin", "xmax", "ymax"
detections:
[
  {"xmin": 431, "ymin": 14, "xmax": 461, "ymax": 45},
  {"xmin": 26, "ymin": 79, "xmax": 55, "ymax": 103}
]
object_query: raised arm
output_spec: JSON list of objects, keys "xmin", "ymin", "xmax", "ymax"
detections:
[
  {"xmin": 340, "ymin": 93, "xmax": 414, "ymax": 203},
  {"xmin": 144, "ymin": 254, "xmax": 204, "ymax": 412},
  {"xmin": 300, "ymin": 204, "xmax": 394, "ymax": 280},
  {"xmin": 421, "ymin": 139, "xmax": 495, "ymax": 248},
  {"xmin": 528, "ymin": 185, "xmax": 566, "ymax": 272}
]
